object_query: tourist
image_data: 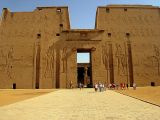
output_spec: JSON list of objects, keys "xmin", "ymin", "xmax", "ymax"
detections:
[
  {"xmin": 94, "ymin": 83, "xmax": 98, "ymax": 92},
  {"xmin": 70, "ymin": 81, "xmax": 73, "ymax": 89},
  {"xmin": 99, "ymin": 83, "xmax": 103, "ymax": 92},
  {"xmin": 104, "ymin": 83, "xmax": 107, "ymax": 91},
  {"xmin": 116, "ymin": 84, "xmax": 119, "ymax": 90},
  {"xmin": 102, "ymin": 85, "xmax": 104, "ymax": 91},
  {"xmin": 79, "ymin": 82, "xmax": 83, "ymax": 90},
  {"xmin": 126, "ymin": 83, "xmax": 129, "ymax": 89},
  {"xmin": 120, "ymin": 83, "xmax": 123, "ymax": 90},
  {"xmin": 108, "ymin": 83, "xmax": 112, "ymax": 90},
  {"xmin": 123, "ymin": 83, "xmax": 126, "ymax": 90},
  {"xmin": 133, "ymin": 83, "xmax": 136, "ymax": 90},
  {"xmin": 104, "ymin": 82, "xmax": 107, "ymax": 91},
  {"xmin": 98, "ymin": 82, "xmax": 100, "ymax": 91},
  {"xmin": 113, "ymin": 83, "xmax": 116, "ymax": 89}
]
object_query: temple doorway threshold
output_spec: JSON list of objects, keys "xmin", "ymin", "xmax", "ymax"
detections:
[{"xmin": 77, "ymin": 49, "xmax": 92, "ymax": 88}]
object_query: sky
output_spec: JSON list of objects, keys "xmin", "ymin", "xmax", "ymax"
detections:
[
  {"xmin": 77, "ymin": 53, "xmax": 90, "ymax": 63},
  {"xmin": 0, "ymin": 0, "xmax": 159, "ymax": 29},
  {"xmin": 0, "ymin": 0, "xmax": 159, "ymax": 63}
]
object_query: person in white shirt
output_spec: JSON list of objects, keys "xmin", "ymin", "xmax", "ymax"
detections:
[
  {"xmin": 94, "ymin": 83, "xmax": 98, "ymax": 92},
  {"xmin": 133, "ymin": 83, "xmax": 136, "ymax": 90}
]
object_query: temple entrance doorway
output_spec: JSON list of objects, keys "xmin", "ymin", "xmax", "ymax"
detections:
[{"xmin": 77, "ymin": 49, "xmax": 92, "ymax": 88}]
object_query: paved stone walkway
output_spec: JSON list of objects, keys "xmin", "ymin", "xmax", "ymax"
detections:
[{"xmin": 0, "ymin": 89, "xmax": 160, "ymax": 120}]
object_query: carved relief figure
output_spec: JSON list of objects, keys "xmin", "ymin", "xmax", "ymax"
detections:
[
  {"xmin": 149, "ymin": 45, "xmax": 160, "ymax": 76},
  {"xmin": 43, "ymin": 44, "xmax": 55, "ymax": 78},
  {"xmin": 0, "ymin": 47, "xmax": 15, "ymax": 80},
  {"xmin": 102, "ymin": 42, "xmax": 110, "ymax": 83},
  {"xmin": 62, "ymin": 47, "xmax": 67, "ymax": 73},
  {"xmin": 115, "ymin": 43, "xmax": 127, "ymax": 75},
  {"xmin": 6, "ymin": 47, "xmax": 14, "ymax": 79},
  {"xmin": 102, "ymin": 42, "xmax": 109, "ymax": 70}
]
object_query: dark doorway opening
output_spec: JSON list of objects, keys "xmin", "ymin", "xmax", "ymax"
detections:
[
  {"xmin": 13, "ymin": 83, "xmax": 16, "ymax": 89},
  {"xmin": 77, "ymin": 67, "xmax": 84, "ymax": 84},
  {"xmin": 151, "ymin": 82, "xmax": 155, "ymax": 86},
  {"xmin": 77, "ymin": 64, "xmax": 92, "ymax": 87},
  {"xmin": 77, "ymin": 49, "xmax": 92, "ymax": 88}
]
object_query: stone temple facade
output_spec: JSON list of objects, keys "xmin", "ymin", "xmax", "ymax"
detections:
[{"xmin": 0, "ymin": 5, "xmax": 160, "ymax": 89}]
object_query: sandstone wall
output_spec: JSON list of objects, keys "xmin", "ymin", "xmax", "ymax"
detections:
[
  {"xmin": 96, "ymin": 5, "xmax": 160, "ymax": 86},
  {"xmin": 0, "ymin": 5, "xmax": 160, "ymax": 88},
  {"xmin": 0, "ymin": 8, "xmax": 36, "ymax": 88},
  {"xmin": 0, "ymin": 7, "xmax": 70, "ymax": 88},
  {"xmin": 60, "ymin": 30, "xmax": 106, "ymax": 88},
  {"xmin": 35, "ymin": 7, "xmax": 70, "ymax": 89}
]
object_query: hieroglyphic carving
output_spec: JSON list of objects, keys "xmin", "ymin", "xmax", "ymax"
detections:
[
  {"xmin": 43, "ymin": 44, "xmax": 55, "ymax": 78},
  {"xmin": 62, "ymin": 47, "xmax": 67, "ymax": 73},
  {"xmin": 140, "ymin": 44, "xmax": 160, "ymax": 77},
  {"xmin": 102, "ymin": 42, "xmax": 109, "ymax": 70},
  {"xmin": 115, "ymin": 43, "xmax": 127, "ymax": 75},
  {"xmin": 102, "ymin": 42, "xmax": 115, "ymax": 83},
  {"xmin": 0, "ymin": 47, "xmax": 15, "ymax": 80},
  {"xmin": 149, "ymin": 45, "xmax": 160, "ymax": 76},
  {"xmin": 102, "ymin": 42, "xmax": 110, "ymax": 83}
]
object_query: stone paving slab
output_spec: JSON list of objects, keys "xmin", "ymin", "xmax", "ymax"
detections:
[{"xmin": 0, "ymin": 89, "xmax": 160, "ymax": 120}]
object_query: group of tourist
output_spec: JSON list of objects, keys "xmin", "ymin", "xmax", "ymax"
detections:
[
  {"xmin": 94, "ymin": 82, "xmax": 137, "ymax": 91},
  {"xmin": 70, "ymin": 80, "xmax": 137, "ymax": 91},
  {"xmin": 107, "ymin": 83, "xmax": 127, "ymax": 90},
  {"xmin": 94, "ymin": 83, "xmax": 106, "ymax": 92},
  {"xmin": 107, "ymin": 83, "xmax": 136, "ymax": 90}
]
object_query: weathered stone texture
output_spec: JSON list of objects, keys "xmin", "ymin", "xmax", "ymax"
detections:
[
  {"xmin": 0, "ymin": 7, "xmax": 70, "ymax": 88},
  {"xmin": 96, "ymin": 5, "xmax": 160, "ymax": 86},
  {"xmin": 0, "ymin": 5, "xmax": 160, "ymax": 88}
]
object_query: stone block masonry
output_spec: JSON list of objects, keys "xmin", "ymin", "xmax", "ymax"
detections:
[{"xmin": 0, "ymin": 5, "xmax": 160, "ymax": 88}]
